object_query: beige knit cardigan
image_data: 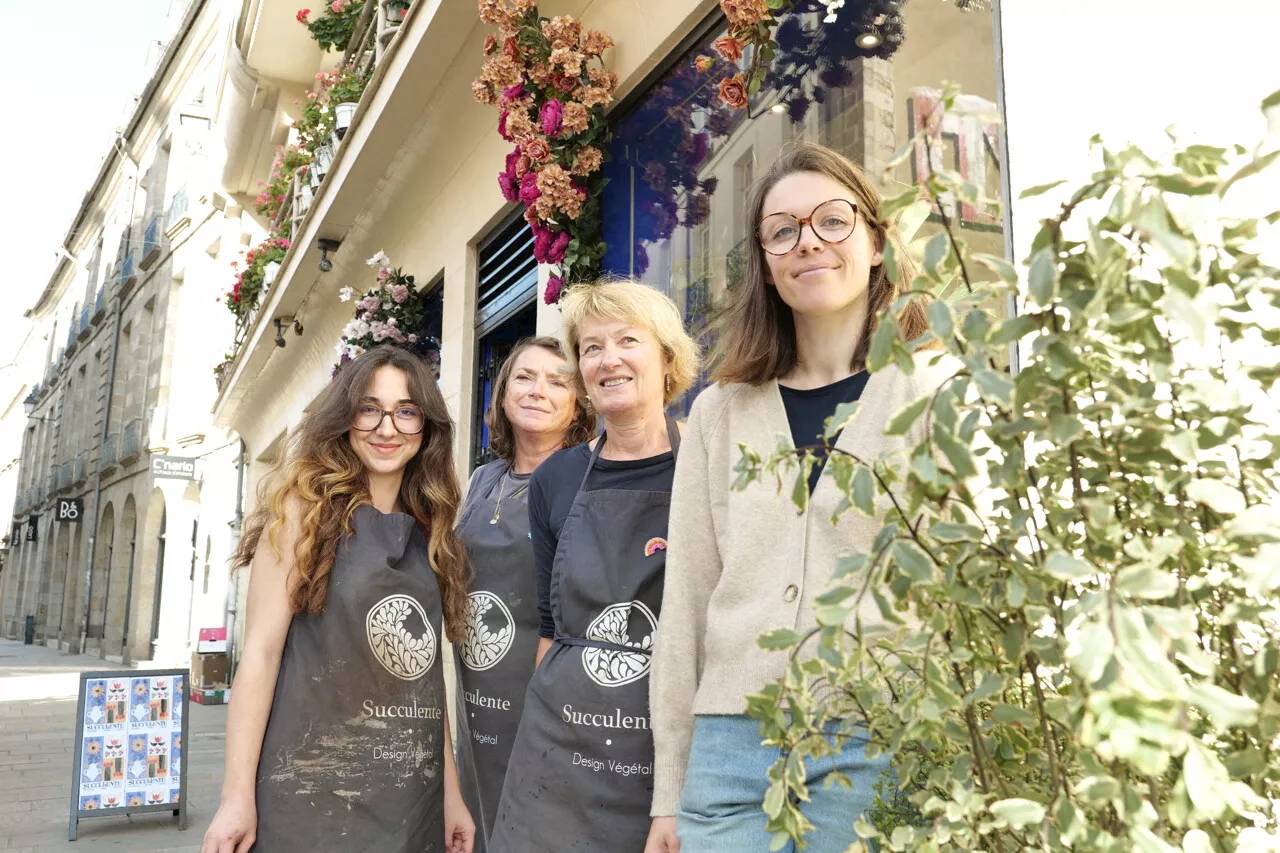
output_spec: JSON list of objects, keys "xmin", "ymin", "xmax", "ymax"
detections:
[{"xmin": 649, "ymin": 350, "xmax": 959, "ymax": 816}]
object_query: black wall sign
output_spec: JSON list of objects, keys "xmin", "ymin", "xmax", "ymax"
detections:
[
  {"xmin": 25, "ymin": 514, "xmax": 38, "ymax": 542},
  {"xmin": 151, "ymin": 456, "xmax": 196, "ymax": 481},
  {"xmin": 57, "ymin": 498, "xmax": 84, "ymax": 523},
  {"xmin": 10, "ymin": 522, "xmax": 21, "ymax": 547}
]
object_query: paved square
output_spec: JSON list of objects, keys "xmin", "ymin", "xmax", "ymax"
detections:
[{"xmin": 0, "ymin": 639, "xmax": 225, "ymax": 853}]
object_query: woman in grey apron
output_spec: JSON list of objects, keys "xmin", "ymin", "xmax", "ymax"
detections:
[
  {"xmin": 455, "ymin": 337, "xmax": 593, "ymax": 852},
  {"xmin": 489, "ymin": 281, "xmax": 701, "ymax": 853},
  {"xmin": 201, "ymin": 345, "xmax": 475, "ymax": 853}
]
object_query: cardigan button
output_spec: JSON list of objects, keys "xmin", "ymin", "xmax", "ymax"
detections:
[{"xmin": 783, "ymin": 584, "xmax": 798, "ymax": 603}]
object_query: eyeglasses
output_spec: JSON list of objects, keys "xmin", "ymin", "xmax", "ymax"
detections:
[
  {"xmin": 351, "ymin": 404, "xmax": 425, "ymax": 435},
  {"xmin": 757, "ymin": 199, "xmax": 860, "ymax": 256}
]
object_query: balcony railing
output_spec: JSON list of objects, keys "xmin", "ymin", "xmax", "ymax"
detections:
[
  {"xmin": 92, "ymin": 287, "xmax": 106, "ymax": 323},
  {"xmin": 166, "ymin": 186, "xmax": 189, "ymax": 235},
  {"xmin": 120, "ymin": 250, "xmax": 138, "ymax": 293},
  {"xmin": 66, "ymin": 319, "xmax": 79, "ymax": 353},
  {"xmin": 141, "ymin": 215, "xmax": 162, "ymax": 269},
  {"xmin": 46, "ymin": 470, "xmax": 57, "ymax": 496},
  {"xmin": 100, "ymin": 435, "xmax": 119, "ymax": 472},
  {"xmin": 79, "ymin": 304, "xmax": 92, "ymax": 338},
  {"xmin": 59, "ymin": 461, "xmax": 72, "ymax": 491},
  {"xmin": 120, "ymin": 418, "xmax": 144, "ymax": 463},
  {"xmin": 73, "ymin": 452, "xmax": 86, "ymax": 485},
  {"xmin": 45, "ymin": 361, "xmax": 57, "ymax": 386}
]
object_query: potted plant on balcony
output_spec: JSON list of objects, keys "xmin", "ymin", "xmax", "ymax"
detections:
[
  {"xmin": 385, "ymin": 0, "xmax": 411, "ymax": 26},
  {"xmin": 296, "ymin": 2, "xmax": 365, "ymax": 52},
  {"xmin": 254, "ymin": 144, "xmax": 311, "ymax": 221},
  {"xmin": 326, "ymin": 67, "xmax": 370, "ymax": 141},
  {"xmin": 223, "ymin": 236, "xmax": 292, "ymax": 332}
]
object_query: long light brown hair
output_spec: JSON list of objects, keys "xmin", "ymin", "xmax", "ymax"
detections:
[
  {"xmin": 485, "ymin": 336, "xmax": 596, "ymax": 462},
  {"xmin": 713, "ymin": 141, "xmax": 930, "ymax": 386},
  {"xmin": 233, "ymin": 345, "xmax": 471, "ymax": 641}
]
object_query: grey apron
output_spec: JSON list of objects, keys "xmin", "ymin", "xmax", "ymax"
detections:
[
  {"xmin": 454, "ymin": 461, "xmax": 540, "ymax": 852},
  {"xmin": 490, "ymin": 420, "xmax": 680, "ymax": 853},
  {"xmin": 253, "ymin": 504, "xmax": 447, "ymax": 853}
]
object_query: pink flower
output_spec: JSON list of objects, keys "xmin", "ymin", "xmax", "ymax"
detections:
[
  {"xmin": 518, "ymin": 172, "xmax": 541, "ymax": 205},
  {"xmin": 296, "ymin": 8, "xmax": 311, "ymax": 24},
  {"xmin": 498, "ymin": 111, "xmax": 511, "ymax": 141},
  {"xmin": 540, "ymin": 100, "xmax": 564, "ymax": 136},
  {"xmin": 390, "ymin": 285, "xmax": 409, "ymax": 303},
  {"xmin": 534, "ymin": 228, "xmax": 570, "ymax": 264},
  {"xmin": 498, "ymin": 171, "xmax": 518, "ymax": 202},
  {"xmin": 361, "ymin": 295, "xmax": 380, "ymax": 312},
  {"xmin": 501, "ymin": 83, "xmax": 525, "ymax": 104},
  {"xmin": 544, "ymin": 274, "xmax": 564, "ymax": 305}
]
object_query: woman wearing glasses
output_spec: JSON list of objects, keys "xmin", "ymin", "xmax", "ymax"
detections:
[
  {"xmin": 201, "ymin": 345, "xmax": 474, "ymax": 853},
  {"xmin": 646, "ymin": 141, "xmax": 950, "ymax": 852},
  {"xmin": 453, "ymin": 337, "xmax": 594, "ymax": 852}
]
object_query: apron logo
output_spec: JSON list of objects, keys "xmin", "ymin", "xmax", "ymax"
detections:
[
  {"xmin": 366, "ymin": 594, "xmax": 437, "ymax": 680},
  {"xmin": 460, "ymin": 591, "xmax": 515, "ymax": 671},
  {"xmin": 581, "ymin": 601, "xmax": 657, "ymax": 687},
  {"xmin": 643, "ymin": 537, "xmax": 667, "ymax": 557}
]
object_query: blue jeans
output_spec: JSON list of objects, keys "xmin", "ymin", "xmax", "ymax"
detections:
[{"xmin": 676, "ymin": 715, "xmax": 890, "ymax": 853}]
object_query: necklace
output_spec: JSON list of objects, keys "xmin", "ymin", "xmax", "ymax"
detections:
[{"xmin": 489, "ymin": 471, "xmax": 508, "ymax": 525}]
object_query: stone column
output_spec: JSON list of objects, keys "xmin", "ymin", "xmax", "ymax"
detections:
[{"xmin": 144, "ymin": 479, "xmax": 200, "ymax": 667}]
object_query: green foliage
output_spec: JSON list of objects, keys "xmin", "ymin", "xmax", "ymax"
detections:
[
  {"xmin": 301, "ymin": 1, "xmax": 366, "ymax": 52},
  {"xmin": 741, "ymin": 87, "xmax": 1280, "ymax": 852}
]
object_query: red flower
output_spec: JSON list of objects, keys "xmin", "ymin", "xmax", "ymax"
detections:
[
  {"xmin": 544, "ymin": 274, "xmax": 564, "ymax": 305},
  {"xmin": 483, "ymin": 34, "xmax": 497, "ymax": 55},
  {"xmin": 296, "ymin": 8, "xmax": 311, "ymax": 24}
]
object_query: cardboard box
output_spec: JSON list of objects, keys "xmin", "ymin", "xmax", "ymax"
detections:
[
  {"xmin": 192, "ymin": 687, "xmax": 229, "ymax": 706},
  {"xmin": 197, "ymin": 627, "xmax": 228, "ymax": 653},
  {"xmin": 191, "ymin": 651, "xmax": 229, "ymax": 689}
]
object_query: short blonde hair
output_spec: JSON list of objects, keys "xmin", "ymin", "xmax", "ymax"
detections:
[{"xmin": 559, "ymin": 280, "xmax": 701, "ymax": 405}]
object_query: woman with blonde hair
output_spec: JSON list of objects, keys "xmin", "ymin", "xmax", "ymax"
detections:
[
  {"xmin": 201, "ymin": 344, "xmax": 474, "ymax": 853},
  {"xmin": 490, "ymin": 281, "xmax": 700, "ymax": 853},
  {"xmin": 647, "ymin": 141, "xmax": 949, "ymax": 852},
  {"xmin": 453, "ymin": 336, "xmax": 594, "ymax": 852}
]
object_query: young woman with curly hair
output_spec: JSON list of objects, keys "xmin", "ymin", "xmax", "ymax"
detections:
[{"xmin": 201, "ymin": 344, "xmax": 474, "ymax": 853}]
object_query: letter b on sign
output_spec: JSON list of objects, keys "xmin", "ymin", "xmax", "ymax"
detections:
[{"xmin": 57, "ymin": 498, "xmax": 83, "ymax": 522}]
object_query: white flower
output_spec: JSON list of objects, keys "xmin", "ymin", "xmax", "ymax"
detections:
[
  {"xmin": 347, "ymin": 344, "xmax": 366, "ymax": 359},
  {"xmin": 343, "ymin": 319, "xmax": 371, "ymax": 339},
  {"xmin": 822, "ymin": 0, "xmax": 843, "ymax": 21},
  {"xmin": 366, "ymin": 249, "xmax": 390, "ymax": 268},
  {"xmin": 335, "ymin": 341, "xmax": 347, "ymax": 356},
  {"xmin": 338, "ymin": 286, "xmax": 354, "ymax": 302}
]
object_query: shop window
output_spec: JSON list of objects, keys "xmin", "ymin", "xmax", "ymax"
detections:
[{"xmin": 601, "ymin": 0, "xmax": 1007, "ymax": 413}]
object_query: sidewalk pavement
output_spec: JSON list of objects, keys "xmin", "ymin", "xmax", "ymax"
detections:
[{"xmin": 0, "ymin": 639, "xmax": 225, "ymax": 853}]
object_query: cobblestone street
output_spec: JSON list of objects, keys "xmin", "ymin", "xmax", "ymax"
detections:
[{"xmin": 0, "ymin": 639, "xmax": 225, "ymax": 852}]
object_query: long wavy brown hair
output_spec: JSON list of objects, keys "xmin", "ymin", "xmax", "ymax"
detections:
[
  {"xmin": 485, "ymin": 336, "xmax": 595, "ymax": 462},
  {"xmin": 714, "ymin": 141, "xmax": 930, "ymax": 385},
  {"xmin": 232, "ymin": 345, "xmax": 471, "ymax": 641}
]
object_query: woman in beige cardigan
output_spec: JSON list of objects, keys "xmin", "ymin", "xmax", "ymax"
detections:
[{"xmin": 646, "ymin": 142, "xmax": 954, "ymax": 853}]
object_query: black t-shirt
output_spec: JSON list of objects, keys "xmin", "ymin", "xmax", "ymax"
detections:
[
  {"xmin": 528, "ymin": 442, "xmax": 676, "ymax": 638},
  {"xmin": 779, "ymin": 371, "xmax": 871, "ymax": 493}
]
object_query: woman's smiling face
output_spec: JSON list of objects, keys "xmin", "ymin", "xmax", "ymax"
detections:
[{"xmin": 760, "ymin": 170, "xmax": 882, "ymax": 323}]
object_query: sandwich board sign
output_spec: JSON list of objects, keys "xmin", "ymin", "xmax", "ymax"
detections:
[{"xmin": 69, "ymin": 668, "xmax": 189, "ymax": 840}]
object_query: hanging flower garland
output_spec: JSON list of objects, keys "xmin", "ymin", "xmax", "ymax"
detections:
[
  {"xmin": 332, "ymin": 250, "xmax": 433, "ymax": 373},
  {"xmin": 472, "ymin": 0, "xmax": 617, "ymax": 304}
]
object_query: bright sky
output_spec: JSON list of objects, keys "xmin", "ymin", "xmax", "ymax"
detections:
[{"xmin": 0, "ymin": 0, "xmax": 171, "ymax": 368}]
